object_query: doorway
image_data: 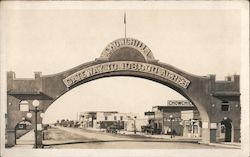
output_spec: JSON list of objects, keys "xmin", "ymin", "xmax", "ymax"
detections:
[{"xmin": 221, "ymin": 118, "xmax": 233, "ymax": 142}]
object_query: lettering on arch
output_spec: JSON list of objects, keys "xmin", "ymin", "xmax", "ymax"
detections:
[
  {"xmin": 99, "ymin": 38, "xmax": 155, "ymax": 62},
  {"xmin": 63, "ymin": 61, "xmax": 191, "ymax": 89}
]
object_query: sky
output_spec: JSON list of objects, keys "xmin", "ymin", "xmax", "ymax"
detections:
[{"xmin": 1, "ymin": 3, "xmax": 241, "ymax": 123}]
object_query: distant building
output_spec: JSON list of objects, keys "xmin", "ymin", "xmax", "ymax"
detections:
[
  {"xmin": 126, "ymin": 118, "xmax": 148, "ymax": 132},
  {"xmin": 145, "ymin": 100, "xmax": 201, "ymax": 137},
  {"xmin": 79, "ymin": 111, "xmax": 140, "ymax": 131}
]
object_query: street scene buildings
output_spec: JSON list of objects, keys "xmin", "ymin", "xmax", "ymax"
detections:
[{"xmin": 73, "ymin": 99, "xmax": 236, "ymax": 142}]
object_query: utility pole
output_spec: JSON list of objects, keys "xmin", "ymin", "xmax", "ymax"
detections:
[
  {"xmin": 162, "ymin": 109, "xmax": 164, "ymax": 134},
  {"xmin": 124, "ymin": 12, "xmax": 127, "ymax": 38}
]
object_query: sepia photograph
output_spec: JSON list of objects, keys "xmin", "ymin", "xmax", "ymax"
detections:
[{"xmin": 0, "ymin": 1, "xmax": 249, "ymax": 157}]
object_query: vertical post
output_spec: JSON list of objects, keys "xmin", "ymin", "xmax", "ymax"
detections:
[
  {"xmin": 162, "ymin": 109, "xmax": 164, "ymax": 134},
  {"xmin": 134, "ymin": 116, "xmax": 137, "ymax": 134},
  {"xmin": 34, "ymin": 107, "xmax": 38, "ymax": 148},
  {"xmin": 192, "ymin": 121, "xmax": 195, "ymax": 137},
  {"xmin": 153, "ymin": 113, "xmax": 155, "ymax": 130},
  {"xmin": 124, "ymin": 12, "xmax": 127, "ymax": 38},
  {"xmin": 170, "ymin": 118, "xmax": 173, "ymax": 138}
]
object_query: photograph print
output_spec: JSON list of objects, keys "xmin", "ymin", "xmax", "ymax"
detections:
[{"xmin": 1, "ymin": 1, "xmax": 249, "ymax": 157}]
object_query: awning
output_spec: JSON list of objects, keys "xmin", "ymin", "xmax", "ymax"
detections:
[
  {"xmin": 212, "ymin": 91, "xmax": 241, "ymax": 97},
  {"xmin": 7, "ymin": 90, "xmax": 53, "ymax": 100}
]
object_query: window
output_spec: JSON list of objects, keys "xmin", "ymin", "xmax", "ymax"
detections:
[
  {"xmin": 105, "ymin": 116, "xmax": 108, "ymax": 120},
  {"xmin": 120, "ymin": 116, "xmax": 123, "ymax": 120},
  {"xmin": 221, "ymin": 104, "xmax": 230, "ymax": 111},
  {"xmin": 114, "ymin": 116, "xmax": 117, "ymax": 120}
]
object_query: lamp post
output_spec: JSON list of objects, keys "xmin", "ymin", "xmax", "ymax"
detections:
[
  {"xmin": 162, "ymin": 109, "xmax": 164, "ymax": 134},
  {"xmin": 169, "ymin": 115, "xmax": 174, "ymax": 138},
  {"xmin": 190, "ymin": 120, "xmax": 195, "ymax": 137},
  {"xmin": 80, "ymin": 115, "xmax": 85, "ymax": 128},
  {"xmin": 134, "ymin": 116, "xmax": 137, "ymax": 134},
  {"xmin": 118, "ymin": 120, "xmax": 121, "ymax": 133},
  {"xmin": 27, "ymin": 100, "xmax": 43, "ymax": 148}
]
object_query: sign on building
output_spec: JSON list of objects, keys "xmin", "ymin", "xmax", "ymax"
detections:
[
  {"xmin": 167, "ymin": 100, "xmax": 193, "ymax": 107},
  {"xmin": 144, "ymin": 112, "xmax": 155, "ymax": 116}
]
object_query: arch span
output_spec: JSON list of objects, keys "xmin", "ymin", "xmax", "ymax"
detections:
[
  {"xmin": 42, "ymin": 70, "xmax": 209, "ymax": 123},
  {"xmin": 6, "ymin": 38, "xmax": 240, "ymax": 146},
  {"xmin": 42, "ymin": 76, "xmax": 193, "ymax": 124}
]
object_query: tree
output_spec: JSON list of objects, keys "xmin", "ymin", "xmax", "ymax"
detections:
[{"xmin": 60, "ymin": 119, "xmax": 66, "ymax": 127}]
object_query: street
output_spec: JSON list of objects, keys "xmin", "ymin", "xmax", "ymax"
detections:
[{"xmin": 41, "ymin": 126, "xmax": 236, "ymax": 149}]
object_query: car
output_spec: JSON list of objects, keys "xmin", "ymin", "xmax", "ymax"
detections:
[
  {"xmin": 141, "ymin": 125, "xmax": 155, "ymax": 134},
  {"xmin": 141, "ymin": 125, "xmax": 161, "ymax": 134},
  {"xmin": 106, "ymin": 125, "xmax": 118, "ymax": 134}
]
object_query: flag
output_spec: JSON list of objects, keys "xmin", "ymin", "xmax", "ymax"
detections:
[{"xmin": 124, "ymin": 12, "xmax": 126, "ymax": 24}]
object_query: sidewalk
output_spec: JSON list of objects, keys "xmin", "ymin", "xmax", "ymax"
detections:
[
  {"xmin": 10, "ymin": 127, "xmax": 241, "ymax": 149},
  {"xmin": 84, "ymin": 127, "xmax": 201, "ymax": 142},
  {"xmin": 205, "ymin": 142, "xmax": 241, "ymax": 149},
  {"xmin": 11, "ymin": 130, "xmax": 34, "ymax": 149},
  {"xmin": 83, "ymin": 127, "xmax": 241, "ymax": 148}
]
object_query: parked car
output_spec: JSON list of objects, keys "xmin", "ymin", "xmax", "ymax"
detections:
[
  {"xmin": 106, "ymin": 125, "xmax": 118, "ymax": 134},
  {"xmin": 141, "ymin": 125, "xmax": 161, "ymax": 134}
]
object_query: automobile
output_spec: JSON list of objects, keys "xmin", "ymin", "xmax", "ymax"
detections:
[
  {"xmin": 141, "ymin": 125, "xmax": 161, "ymax": 134},
  {"xmin": 106, "ymin": 125, "xmax": 118, "ymax": 134},
  {"xmin": 141, "ymin": 125, "xmax": 154, "ymax": 134}
]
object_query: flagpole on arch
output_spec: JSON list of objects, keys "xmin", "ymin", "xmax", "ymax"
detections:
[{"xmin": 124, "ymin": 12, "xmax": 127, "ymax": 38}]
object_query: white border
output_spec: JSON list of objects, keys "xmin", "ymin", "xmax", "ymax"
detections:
[{"xmin": 0, "ymin": 1, "xmax": 249, "ymax": 157}]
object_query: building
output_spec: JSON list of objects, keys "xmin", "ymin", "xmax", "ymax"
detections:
[
  {"xmin": 145, "ymin": 100, "xmax": 201, "ymax": 136},
  {"xmin": 126, "ymin": 118, "xmax": 148, "ymax": 132},
  {"xmin": 79, "ymin": 111, "xmax": 140, "ymax": 131},
  {"xmin": 181, "ymin": 110, "xmax": 201, "ymax": 138}
]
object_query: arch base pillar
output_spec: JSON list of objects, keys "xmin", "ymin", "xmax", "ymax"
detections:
[
  {"xmin": 210, "ymin": 129, "xmax": 217, "ymax": 143},
  {"xmin": 6, "ymin": 130, "xmax": 16, "ymax": 147},
  {"xmin": 200, "ymin": 128, "xmax": 217, "ymax": 143},
  {"xmin": 200, "ymin": 122, "xmax": 217, "ymax": 144},
  {"xmin": 233, "ymin": 128, "xmax": 240, "ymax": 142}
]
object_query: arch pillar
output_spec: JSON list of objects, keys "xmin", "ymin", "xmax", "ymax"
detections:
[
  {"xmin": 209, "ymin": 124, "xmax": 217, "ymax": 143},
  {"xmin": 6, "ymin": 98, "xmax": 45, "ymax": 147},
  {"xmin": 6, "ymin": 130, "xmax": 16, "ymax": 147},
  {"xmin": 198, "ymin": 122, "xmax": 217, "ymax": 144},
  {"xmin": 6, "ymin": 110, "xmax": 26, "ymax": 147}
]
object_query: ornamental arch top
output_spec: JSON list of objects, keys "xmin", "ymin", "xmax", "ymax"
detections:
[
  {"xmin": 99, "ymin": 38, "xmax": 155, "ymax": 62},
  {"xmin": 6, "ymin": 37, "xmax": 240, "ymax": 147}
]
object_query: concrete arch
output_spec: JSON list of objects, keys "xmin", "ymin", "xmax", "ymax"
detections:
[
  {"xmin": 42, "ymin": 69, "xmax": 209, "ymax": 123},
  {"xmin": 6, "ymin": 38, "xmax": 240, "ymax": 147}
]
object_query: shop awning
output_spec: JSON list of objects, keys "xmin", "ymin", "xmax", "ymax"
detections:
[
  {"xmin": 7, "ymin": 90, "xmax": 53, "ymax": 100},
  {"xmin": 212, "ymin": 91, "xmax": 241, "ymax": 97}
]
